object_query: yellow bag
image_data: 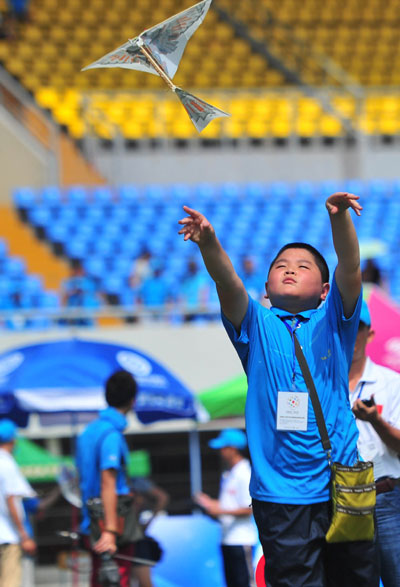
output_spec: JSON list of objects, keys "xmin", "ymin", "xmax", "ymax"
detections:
[{"xmin": 325, "ymin": 461, "xmax": 376, "ymax": 543}]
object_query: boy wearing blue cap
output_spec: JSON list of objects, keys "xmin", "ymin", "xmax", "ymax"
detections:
[
  {"xmin": 0, "ymin": 419, "xmax": 36, "ymax": 587},
  {"xmin": 350, "ymin": 300, "xmax": 400, "ymax": 587},
  {"xmin": 195, "ymin": 429, "xmax": 257, "ymax": 587},
  {"xmin": 179, "ymin": 192, "xmax": 379, "ymax": 586}
]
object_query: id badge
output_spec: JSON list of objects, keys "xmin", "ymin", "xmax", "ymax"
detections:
[{"xmin": 276, "ymin": 390, "xmax": 309, "ymax": 431}]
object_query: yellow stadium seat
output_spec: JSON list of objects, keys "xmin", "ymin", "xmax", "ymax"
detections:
[
  {"xmin": 377, "ymin": 117, "xmax": 400, "ymax": 135},
  {"xmin": 295, "ymin": 117, "xmax": 318, "ymax": 138},
  {"xmin": 35, "ymin": 87, "xmax": 59, "ymax": 109},
  {"xmin": 171, "ymin": 118, "xmax": 197, "ymax": 139},
  {"xmin": 319, "ymin": 114, "xmax": 343, "ymax": 136},
  {"xmin": 225, "ymin": 118, "xmax": 245, "ymax": 139},
  {"xmin": 270, "ymin": 118, "xmax": 291, "ymax": 138},
  {"xmin": 246, "ymin": 118, "xmax": 270, "ymax": 139}
]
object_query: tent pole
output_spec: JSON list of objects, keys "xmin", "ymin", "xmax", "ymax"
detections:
[{"xmin": 188, "ymin": 426, "xmax": 202, "ymax": 496}]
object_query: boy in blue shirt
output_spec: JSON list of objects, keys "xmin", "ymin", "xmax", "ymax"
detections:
[{"xmin": 179, "ymin": 192, "xmax": 379, "ymax": 586}]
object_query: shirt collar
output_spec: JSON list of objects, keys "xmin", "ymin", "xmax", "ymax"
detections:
[
  {"xmin": 99, "ymin": 406, "xmax": 128, "ymax": 431},
  {"xmin": 270, "ymin": 306, "xmax": 317, "ymax": 322},
  {"xmin": 359, "ymin": 357, "xmax": 378, "ymax": 384}
]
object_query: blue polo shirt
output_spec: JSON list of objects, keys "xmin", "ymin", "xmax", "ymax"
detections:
[
  {"xmin": 222, "ymin": 273, "xmax": 362, "ymax": 505},
  {"xmin": 76, "ymin": 407, "xmax": 130, "ymax": 534}
]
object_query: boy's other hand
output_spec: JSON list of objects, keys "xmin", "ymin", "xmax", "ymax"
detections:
[
  {"xmin": 326, "ymin": 192, "xmax": 362, "ymax": 217},
  {"xmin": 178, "ymin": 206, "xmax": 215, "ymax": 245}
]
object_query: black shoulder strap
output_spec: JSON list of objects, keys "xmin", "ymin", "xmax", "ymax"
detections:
[{"xmin": 293, "ymin": 333, "xmax": 332, "ymax": 454}]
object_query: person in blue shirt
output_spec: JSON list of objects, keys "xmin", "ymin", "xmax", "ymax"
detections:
[
  {"xmin": 178, "ymin": 192, "xmax": 379, "ymax": 587},
  {"xmin": 76, "ymin": 370, "xmax": 138, "ymax": 587}
]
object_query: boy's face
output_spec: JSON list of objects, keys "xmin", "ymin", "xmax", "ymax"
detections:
[{"xmin": 265, "ymin": 248, "xmax": 330, "ymax": 312}]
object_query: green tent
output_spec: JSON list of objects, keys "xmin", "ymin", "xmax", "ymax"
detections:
[
  {"xmin": 198, "ymin": 374, "xmax": 247, "ymax": 419},
  {"xmin": 14, "ymin": 438, "xmax": 72, "ymax": 483},
  {"xmin": 14, "ymin": 438, "xmax": 151, "ymax": 483}
]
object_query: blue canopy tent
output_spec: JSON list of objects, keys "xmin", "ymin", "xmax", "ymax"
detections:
[
  {"xmin": 0, "ymin": 339, "xmax": 202, "ymax": 426},
  {"xmin": 0, "ymin": 338, "xmax": 205, "ymax": 493}
]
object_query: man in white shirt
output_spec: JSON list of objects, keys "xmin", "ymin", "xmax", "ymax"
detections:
[
  {"xmin": 349, "ymin": 301, "xmax": 400, "ymax": 587},
  {"xmin": 0, "ymin": 419, "xmax": 36, "ymax": 587},
  {"xmin": 195, "ymin": 428, "xmax": 257, "ymax": 587}
]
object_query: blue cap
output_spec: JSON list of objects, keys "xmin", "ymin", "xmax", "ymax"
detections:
[
  {"xmin": 0, "ymin": 419, "xmax": 18, "ymax": 443},
  {"xmin": 208, "ymin": 428, "xmax": 247, "ymax": 450},
  {"xmin": 360, "ymin": 300, "xmax": 371, "ymax": 327}
]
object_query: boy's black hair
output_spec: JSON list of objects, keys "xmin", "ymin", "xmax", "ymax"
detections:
[
  {"xmin": 268, "ymin": 242, "xmax": 330, "ymax": 283},
  {"xmin": 105, "ymin": 370, "xmax": 138, "ymax": 408}
]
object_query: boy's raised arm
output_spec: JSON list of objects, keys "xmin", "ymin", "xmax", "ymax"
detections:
[
  {"xmin": 178, "ymin": 206, "xmax": 248, "ymax": 329},
  {"xmin": 326, "ymin": 192, "xmax": 362, "ymax": 318}
]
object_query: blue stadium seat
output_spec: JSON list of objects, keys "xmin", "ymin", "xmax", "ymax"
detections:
[
  {"xmin": 110, "ymin": 257, "xmax": 132, "ymax": 277},
  {"xmin": 38, "ymin": 291, "xmax": 60, "ymax": 309},
  {"xmin": 294, "ymin": 181, "xmax": 315, "ymax": 200},
  {"xmin": 66, "ymin": 185, "xmax": 89, "ymax": 205},
  {"xmin": 244, "ymin": 182, "xmax": 268, "ymax": 201},
  {"xmin": 64, "ymin": 239, "xmax": 91, "ymax": 260},
  {"xmin": 269, "ymin": 181, "xmax": 292, "ymax": 199},
  {"xmin": 102, "ymin": 274, "xmax": 126, "ymax": 294},
  {"xmin": 194, "ymin": 182, "xmax": 216, "ymax": 202},
  {"xmin": 84, "ymin": 256, "xmax": 107, "ymax": 278},
  {"xmin": 28, "ymin": 206, "xmax": 53, "ymax": 229},
  {"xmin": 367, "ymin": 179, "xmax": 390, "ymax": 199},
  {"xmin": 219, "ymin": 182, "xmax": 242, "ymax": 200},
  {"xmin": 118, "ymin": 184, "xmax": 141, "ymax": 204},
  {"xmin": 169, "ymin": 183, "xmax": 193, "ymax": 204},
  {"xmin": 23, "ymin": 275, "xmax": 43, "ymax": 295},
  {"xmin": 343, "ymin": 179, "xmax": 365, "ymax": 196},
  {"xmin": 3, "ymin": 257, "xmax": 26, "ymax": 278},
  {"xmin": 40, "ymin": 185, "xmax": 62, "ymax": 205},
  {"xmin": 92, "ymin": 186, "xmax": 114, "ymax": 205},
  {"xmin": 46, "ymin": 223, "xmax": 70, "ymax": 244},
  {"xmin": 318, "ymin": 180, "xmax": 343, "ymax": 198},
  {"xmin": 13, "ymin": 187, "xmax": 36, "ymax": 210}
]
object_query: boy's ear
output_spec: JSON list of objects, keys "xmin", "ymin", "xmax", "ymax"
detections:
[
  {"xmin": 321, "ymin": 282, "xmax": 330, "ymax": 301},
  {"xmin": 367, "ymin": 329, "xmax": 375, "ymax": 344},
  {"xmin": 264, "ymin": 281, "xmax": 269, "ymax": 299}
]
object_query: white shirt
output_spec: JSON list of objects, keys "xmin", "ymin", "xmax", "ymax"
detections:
[
  {"xmin": 0, "ymin": 448, "xmax": 36, "ymax": 544},
  {"xmin": 218, "ymin": 459, "xmax": 257, "ymax": 546},
  {"xmin": 350, "ymin": 357, "xmax": 400, "ymax": 480}
]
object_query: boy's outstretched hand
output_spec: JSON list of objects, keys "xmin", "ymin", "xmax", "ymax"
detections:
[
  {"xmin": 326, "ymin": 192, "xmax": 362, "ymax": 216},
  {"xmin": 178, "ymin": 206, "xmax": 215, "ymax": 245}
]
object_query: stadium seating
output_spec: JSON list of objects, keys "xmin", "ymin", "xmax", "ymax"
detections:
[
  {"xmin": 0, "ymin": 235, "xmax": 61, "ymax": 329},
  {"xmin": 1, "ymin": 0, "xmax": 400, "ymax": 140},
  {"xmin": 13, "ymin": 179, "xmax": 400, "ymax": 314}
]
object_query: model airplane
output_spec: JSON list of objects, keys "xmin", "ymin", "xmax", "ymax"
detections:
[{"xmin": 82, "ymin": 0, "xmax": 230, "ymax": 132}]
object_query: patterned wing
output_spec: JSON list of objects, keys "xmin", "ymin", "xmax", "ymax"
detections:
[
  {"xmin": 82, "ymin": 39, "xmax": 158, "ymax": 75},
  {"xmin": 141, "ymin": 0, "xmax": 212, "ymax": 79}
]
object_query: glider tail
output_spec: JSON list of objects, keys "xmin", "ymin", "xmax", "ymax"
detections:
[{"xmin": 175, "ymin": 88, "xmax": 230, "ymax": 133}]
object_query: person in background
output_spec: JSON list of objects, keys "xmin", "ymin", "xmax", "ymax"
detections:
[
  {"xmin": 76, "ymin": 370, "xmax": 138, "ymax": 587},
  {"xmin": 137, "ymin": 265, "xmax": 172, "ymax": 321},
  {"xmin": 179, "ymin": 259, "xmax": 209, "ymax": 322},
  {"xmin": 350, "ymin": 300, "xmax": 400, "ymax": 587},
  {"xmin": 130, "ymin": 249, "xmax": 153, "ymax": 289},
  {"xmin": 61, "ymin": 259, "xmax": 99, "ymax": 324},
  {"xmin": 21, "ymin": 486, "xmax": 61, "ymax": 587},
  {"xmin": 361, "ymin": 258, "xmax": 382, "ymax": 287},
  {"xmin": 239, "ymin": 257, "xmax": 263, "ymax": 302},
  {"xmin": 0, "ymin": 419, "xmax": 36, "ymax": 587},
  {"xmin": 195, "ymin": 429, "xmax": 257, "ymax": 587}
]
